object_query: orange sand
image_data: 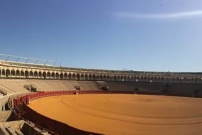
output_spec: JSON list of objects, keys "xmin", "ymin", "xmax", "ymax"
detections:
[{"xmin": 28, "ymin": 94, "xmax": 202, "ymax": 135}]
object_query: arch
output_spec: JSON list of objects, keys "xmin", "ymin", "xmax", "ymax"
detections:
[
  {"xmin": 126, "ymin": 75, "xmax": 130, "ymax": 81},
  {"xmin": 16, "ymin": 70, "xmax": 20, "ymax": 77},
  {"xmin": 175, "ymin": 77, "xmax": 180, "ymax": 83},
  {"xmin": 89, "ymin": 74, "xmax": 92, "ymax": 80},
  {"xmin": 76, "ymin": 73, "xmax": 80, "ymax": 80},
  {"xmin": 133, "ymin": 75, "xmax": 138, "ymax": 81},
  {"xmin": 113, "ymin": 75, "xmax": 117, "ymax": 81},
  {"xmin": 2, "ymin": 69, "xmax": 5, "ymax": 76},
  {"xmin": 99, "ymin": 75, "xmax": 103, "ymax": 80},
  {"xmin": 39, "ymin": 72, "xmax": 42, "ymax": 78},
  {"xmin": 102, "ymin": 75, "xmax": 106, "ymax": 80},
  {"xmin": 171, "ymin": 77, "xmax": 175, "ymax": 81},
  {"xmin": 153, "ymin": 76, "xmax": 158, "ymax": 81},
  {"xmin": 192, "ymin": 77, "xmax": 197, "ymax": 83},
  {"xmin": 95, "ymin": 74, "xmax": 99, "ymax": 80},
  {"xmin": 43, "ymin": 72, "xmax": 46, "ymax": 79},
  {"xmin": 106, "ymin": 75, "xmax": 110, "ymax": 80},
  {"xmin": 118, "ymin": 75, "xmax": 122, "ymax": 81},
  {"xmin": 92, "ymin": 74, "xmax": 96, "ymax": 80},
  {"xmin": 68, "ymin": 73, "xmax": 72, "ymax": 80},
  {"xmin": 64, "ymin": 73, "xmax": 68, "ymax": 80},
  {"xmin": 34, "ymin": 71, "xmax": 38, "ymax": 78},
  {"xmin": 25, "ymin": 71, "xmax": 29, "ymax": 78},
  {"xmin": 30, "ymin": 71, "xmax": 34, "ymax": 77},
  {"xmin": 51, "ymin": 72, "xmax": 55, "ymax": 79},
  {"xmin": 72, "ymin": 73, "xmax": 76, "ymax": 80},
  {"xmin": 197, "ymin": 77, "xmax": 201, "ymax": 82},
  {"xmin": 130, "ymin": 75, "xmax": 135, "ymax": 81},
  {"xmin": 6, "ymin": 69, "xmax": 10, "ymax": 77},
  {"xmin": 47, "ymin": 72, "xmax": 51, "ymax": 78},
  {"xmin": 80, "ymin": 74, "xmax": 84, "ymax": 80},
  {"xmin": 60, "ymin": 73, "xmax": 64, "ymax": 80},
  {"xmin": 85, "ymin": 74, "xmax": 89, "ymax": 80},
  {"xmin": 56, "ymin": 73, "xmax": 59, "ymax": 79},
  {"xmin": 21, "ymin": 70, "xmax": 25, "ymax": 77},
  {"xmin": 11, "ymin": 69, "xmax": 15, "ymax": 77},
  {"xmin": 126, "ymin": 76, "xmax": 131, "ymax": 81},
  {"xmin": 143, "ymin": 76, "xmax": 147, "ymax": 81},
  {"xmin": 123, "ymin": 76, "xmax": 129, "ymax": 81}
]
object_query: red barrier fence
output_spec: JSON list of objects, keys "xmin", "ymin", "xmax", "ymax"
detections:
[
  {"xmin": 9, "ymin": 90, "xmax": 133, "ymax": 135},
  {"xmin": 11, "ymin": 90, "xmax": 133, "ymax": 107}
]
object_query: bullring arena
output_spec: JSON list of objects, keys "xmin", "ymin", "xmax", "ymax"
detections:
[
  {"xmin": 28, "ymin": 94, "xmax": 202, "ymax": 135},
  {"xmin": 0, "ymin": 56, "xmax": 202, "ymax": 135}
]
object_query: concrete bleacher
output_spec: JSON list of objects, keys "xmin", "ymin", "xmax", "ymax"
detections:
[
  {"xmin": 61, "ymin": 80, "xmax": 79, "ymax": 90},
  {"xmin": 107, "ymin": 81, "xmax": 202, "ymax": 97},
  {"xmin": 164, "ymin": 83, "xmax": 202, "ymax": 97},
  {"xmin": 0, "ymin": 120, "xmax": 50, "ymax": 135},
  {"xmin": 0, "ymin": 120, "xmax": 24, "ymax": 135},
  {"xmin": 78, "ymin": 81, "xmax": 99, "ymax": 90},
  {"xmin": 0, "ymin": 96, "xmax": 9, "ymax": 111},
  {"xmin": 0, "ymin": 80, "xmax": 29, "ymax": 94},
  {"xmin": 133, "ymin": 82, "xmax": 163, "ymax": 94},
  {"xmin": 0, "ymin": 79, "xmax": 201, "ymax": 98},
  {"xmin": 107, "ymin": 81, "xmax": 135, "ymax": 91},
  {"xmin": 29, "ymin": 80, "xmax": 80, "ymax": 91},
  {"xmin": 0, "ymin": 111, "xmax": 11, "ymax": 122},
  {"xmin": 28, "ymin": 80, "xmax": 68, "ymax": 91},
  {"xmin": 0, "ymin": 84, "xmax": 13, "ymax": 95},
  {"xmin": 0, "ymin": 79, "xmax": 101, "ymax": 93}
]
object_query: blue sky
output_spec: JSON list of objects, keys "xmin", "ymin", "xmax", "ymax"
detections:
[{"xmin": 1, "ymin": 0, "xmax": 202, "ymax": 72}]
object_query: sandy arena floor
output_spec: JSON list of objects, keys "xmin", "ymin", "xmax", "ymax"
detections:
[{"xmin": 28, "ymin": 94, "xmax": 202, "ymax": 135}]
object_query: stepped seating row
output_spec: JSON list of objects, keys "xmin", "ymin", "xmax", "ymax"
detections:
[
  {"xmin": 0, "ymin": 80, "xmax": 29, "ymax": 94},
  {"xmin": 28, "ymin": 80, "xmax": 100, "ymax": 91},
  {"xmin": 77, "ymin": 81, "xmax": 99, "ymax": 90},
  {"xmin": 107, "ymin": 81, "xmax": 135, "ymax": 91},
  {"xmin": 0, "ymin": 120, "xmax": 51, "ymax": 135},
  {"xmin": 0, "ymin": 79, "xmax": 100, "ymax": 94},
  {"xmin": 0, "ymin": 79, "xmax": 201, "ymax": 97},
  {"xmin": 0, "ymin": 120, "xmax": 24, "ymax": 135},
  {"xmin": 106, "ymin": 81, "xmax": 202, "ymax": 97}
]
